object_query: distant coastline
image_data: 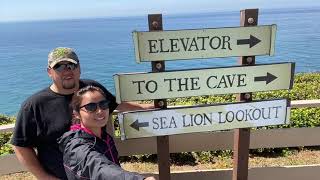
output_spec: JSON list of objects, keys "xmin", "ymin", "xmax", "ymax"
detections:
[{"xmin": 1, "ymin": 6, "xmax": 319, "ymax": 24}]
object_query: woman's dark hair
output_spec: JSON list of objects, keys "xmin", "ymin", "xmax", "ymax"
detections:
[{"xmin": 70, "ymin": 85, "xmax": 106, "ymax": 124}]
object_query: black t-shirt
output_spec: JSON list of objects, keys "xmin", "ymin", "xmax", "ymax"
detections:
[{"xmin": 11, "ymin": 79, "xmax": 118, "ymax": 179}]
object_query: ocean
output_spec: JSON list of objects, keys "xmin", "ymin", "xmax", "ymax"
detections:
[{"xmin": 0, "ymin": 7, "xmax": 319, "ymax": 116}]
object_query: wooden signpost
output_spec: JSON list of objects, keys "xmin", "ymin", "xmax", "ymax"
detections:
[
  {"xmin": 148, "ymin": 14, "xmax": 171, "ymax": 180},
  {"xmin": 233, "ymin": 9, "xmax": 258, "ymax": 180},
  {"xmin": 114, "ymin": 8, "xmax": 294, "ymax": 180}
]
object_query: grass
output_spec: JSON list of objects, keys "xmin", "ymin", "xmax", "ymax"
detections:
[{"xmin": 1, "ymin": 149, "xmax": 320, "ymax": 179}]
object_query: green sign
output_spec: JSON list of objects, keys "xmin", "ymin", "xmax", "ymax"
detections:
[
  {"xmin": 119, "ymin": 99, "xmax": 290, "ymax": 139},
  {"xmin": 133, "ymin": 25, "xmax": 276, "ymax": 62},
  {"xmin": 114, "ymin": 63, "xmax": 294, "ymax": 103}
]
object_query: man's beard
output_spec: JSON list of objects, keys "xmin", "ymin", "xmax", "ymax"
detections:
[{"xmin": 62, "ymin": 79, "xmax": 76, "ymax": 89}]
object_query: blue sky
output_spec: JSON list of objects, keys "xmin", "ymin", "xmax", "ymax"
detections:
[{"xmin": 1, "ymin": 0, "xmax": 320, "ymax": 22}]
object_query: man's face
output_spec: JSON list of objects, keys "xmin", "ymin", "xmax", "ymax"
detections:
[{"xmin": 48, "ymin": 61, "xmax": 81, "ymax": 91}]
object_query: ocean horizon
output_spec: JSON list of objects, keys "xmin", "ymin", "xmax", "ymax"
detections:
[{"xmin": 0, "ymin": 7, "xmax": 319, "ymax": 116}]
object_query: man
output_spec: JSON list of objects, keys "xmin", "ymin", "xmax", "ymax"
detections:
[{"xmin": 11, "ymin": 47, "xmax": 153, "ymax": 180}]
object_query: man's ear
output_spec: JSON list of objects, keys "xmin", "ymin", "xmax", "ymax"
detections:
[{"xmin": 47, "ymin": 67, "xmax": 53, "ymax": 78}]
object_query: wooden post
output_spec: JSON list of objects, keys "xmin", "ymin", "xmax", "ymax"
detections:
[
  {"xmin": 232, "ymin": 8, "xmax": 258, "ymax": 180},
  {"xmin": 148, "ymin": 14, "xmax": 171, "ymax": 180}
]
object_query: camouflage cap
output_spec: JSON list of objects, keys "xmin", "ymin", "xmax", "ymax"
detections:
[{"xmin": 48, "ymin": 47, "xmax": 79, "ymax": 68}]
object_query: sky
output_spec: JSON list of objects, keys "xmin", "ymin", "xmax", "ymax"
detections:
[{"xmin": 1, "ymin": 0, "xmax": 320, "ymax": 22}]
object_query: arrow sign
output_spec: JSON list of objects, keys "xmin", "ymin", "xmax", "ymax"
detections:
[
  {"xmin": 133, "ymin": 24, "xmax": 276, "ymax": 62},
  {"xmin": 118, "ymin": 99, "xmax": 290, "ymax": 140},
  {"xmin": 114, "ymin": 62, "xmax": 295, "ymax": 103},
  {"xmin": 237, "ymin": 35, "xmax": 261, "ymax": 48},
  {"xmin": 254, "ymin": 73, "xmax": 277, "ymax": 84},
  {"xmin": 130, "ymin": 120, "xmax": 149, "ymax": 131}
]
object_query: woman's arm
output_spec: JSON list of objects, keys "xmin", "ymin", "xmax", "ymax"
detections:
[{"xmin": 63, "ymin": 138, "xmax": 147, "ymax": 180}]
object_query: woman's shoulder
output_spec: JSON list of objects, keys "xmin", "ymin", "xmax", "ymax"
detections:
[{"xmin": 58, "ymin": 129, "xmax": 96, "ymax": 151}]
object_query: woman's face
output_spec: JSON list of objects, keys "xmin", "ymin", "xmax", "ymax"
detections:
[{"xmin": 77, "ymin": 90, "xmax": 109, "ymax": 131}]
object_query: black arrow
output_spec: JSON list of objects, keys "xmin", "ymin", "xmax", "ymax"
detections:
[
  {"xmin": 237, "ymin": 35, "xmax": 261, "ymax": 48},
  {"xmin": 254, "ymin": 73, "xmax": 277, "ymax": 84},
  {"xmin": 130, "ymin": 119, "xmax": 149, "ymax": 131}
]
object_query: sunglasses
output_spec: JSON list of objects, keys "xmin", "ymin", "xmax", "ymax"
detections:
[
  {"xmin": 53, "ymin": 62, "xmax": 78, "ymax": 72},
  {"xmin": 79, "ymin": 100, "xmax": 110, "ymax": 112}
]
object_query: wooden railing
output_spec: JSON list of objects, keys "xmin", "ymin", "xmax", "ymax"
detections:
[{"xmin": 1, "ymin": 100, "xmax": 320, "ymax": 179}]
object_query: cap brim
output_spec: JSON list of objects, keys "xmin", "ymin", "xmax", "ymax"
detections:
[{"xmin": 50, "ymin": 58, "xmax": 78, "ymax": 68}]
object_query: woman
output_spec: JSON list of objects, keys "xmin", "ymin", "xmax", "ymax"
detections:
[{"xmin": 58, "ymin": 85, "xmax": 155, "ymax": 180}]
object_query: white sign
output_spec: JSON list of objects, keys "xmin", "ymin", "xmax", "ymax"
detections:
[
  {"xmin": 114, "ymin": 63, "xmax": 294, "ymax": 103},
  {"xmin": 119, "ymin": 99, "xmax": 290, "ymax": 140},
  {"xmin": 133, "ymin": 25, "xmax": 276, "ymax": 62}
]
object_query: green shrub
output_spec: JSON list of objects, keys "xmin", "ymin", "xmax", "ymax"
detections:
[
  {"xmin": 0, "ymin": 143, "xmax": 14, "ymax": 155},
  {"xmin": 0, "ymin": 132, "xmax": 13, "ymax": 156},
  {"xmin": 0, "ymin": 114, "xmax": 15, "ymax": 125},
  {"xmin": 0, "ymin": 115, "xmax": 15, "ymax": 156}
]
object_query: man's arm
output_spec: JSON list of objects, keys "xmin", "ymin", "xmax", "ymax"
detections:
[
  {"xmin": 13, "ymin": 146, "xmax": 59, "ymax": 180},
  {"xmin": 116, "ymin": 102, "xmax": 154, "ymax": 112}
]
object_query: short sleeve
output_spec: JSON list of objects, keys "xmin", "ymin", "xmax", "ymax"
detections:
[{"xmin": 11, "ymin": 102, "xmax": 38, "ymax": 147}]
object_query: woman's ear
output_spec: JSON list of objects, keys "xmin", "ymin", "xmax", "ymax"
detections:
[{"xmin": 72, "ymin": 110, "xmax": 81, "ymax": 124}]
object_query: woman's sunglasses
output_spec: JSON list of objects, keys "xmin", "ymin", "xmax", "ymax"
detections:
[
  {"xmin": 53, "ymin": 62, "xmax": 78, "ymax": 72},
  {"xmin": 79, "ymin": 100, "xmax": 110, "ymax": 112}
]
